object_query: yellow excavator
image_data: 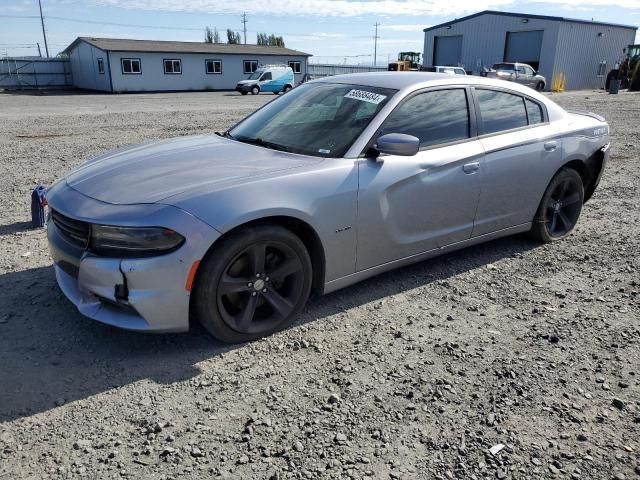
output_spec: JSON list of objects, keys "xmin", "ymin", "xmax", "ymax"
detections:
[{"xmin": 388, "ymin": 52, "xmax": 422, "ymax": 71}]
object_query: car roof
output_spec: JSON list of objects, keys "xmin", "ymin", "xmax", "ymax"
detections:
[{"xmin": 313, "ymin": 71, "xmax": 531, "ymax": 93}]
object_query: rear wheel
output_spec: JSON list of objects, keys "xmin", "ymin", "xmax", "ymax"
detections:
[
  {"xmin": 283, "ymin": 84, "xmax": 293, "ymax": 93},
  {"xmin": 194, "ymin": 225, "xmax": 312, "ymax": 343},
  {"xmin": 529, "ymin": 168, "xmax": 584, "ymax": 243}
]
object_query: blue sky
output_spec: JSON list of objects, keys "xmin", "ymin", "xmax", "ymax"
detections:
[{"xmin": 1, "ymin": 0, "xmax": 638, "ymax": 63}]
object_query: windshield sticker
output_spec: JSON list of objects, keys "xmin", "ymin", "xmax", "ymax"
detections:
[
  {"xmin": 344, "ymin": 89, "xmax": 387, "ymax": 104},
  {"xmin": 318, "ymin": 149, "xmax": 331, "ymax": 154}
]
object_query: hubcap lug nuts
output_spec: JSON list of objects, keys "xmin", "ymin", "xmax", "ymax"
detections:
[
  {"xmin": 247, "ymin": 282, "xmax": 253, "ymax": 287},
  {"xmin": 252, "ymin": 292, "xmax": 257, "ymax": 296},
  {"xmin": 265, "ymin": 277, "xmax": 269, "ymax": 282},
  {"xmin": 256, "ymin": 273, "xmax": 261, "ymax": 278},
  {"xmin": 263, "ymin": 288, "xmax": 267, "ymax": 293}
]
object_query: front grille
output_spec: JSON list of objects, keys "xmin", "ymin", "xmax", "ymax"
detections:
[{"xmin": 51, "ymin": 210, "xmax": 90, "ymax": 248}]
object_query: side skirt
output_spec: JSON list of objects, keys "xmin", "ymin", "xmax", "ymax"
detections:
[{"xmin": 323, "ymin": 223, "xmax": 532, "ymax": 294}]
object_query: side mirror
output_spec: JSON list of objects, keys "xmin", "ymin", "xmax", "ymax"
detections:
[{"xmin": 375, "ymin": 133, "xmax": 420, "ymax": 157}]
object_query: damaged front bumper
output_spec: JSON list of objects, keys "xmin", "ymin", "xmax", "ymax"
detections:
[{"xmin": 46, "ymin": 184, "xmax": 220, "ymax": 333}]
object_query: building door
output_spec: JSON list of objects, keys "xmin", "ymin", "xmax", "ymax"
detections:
[
  {"xmin": 433, "ymin": 35, "xmax": 463, "ymax": 66},
  {"xmin": 504, "ymin": 30, "xmax": 543, "ymax": 71}
]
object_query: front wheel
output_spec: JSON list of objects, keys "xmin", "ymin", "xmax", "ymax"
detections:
[
  {"xmin": 251, "ymin": 86, "xmax": 260, "ymax": 95},
  {"xmin": 529, "ymin": 168, "xmax": 584, "ymax": 243},
  {"xmin": 194, "ymin": 225, "xmax": 312, "ymax": 343},
  {"xmin": 535, "ymin": 81, "xmax": 545, "ymax": 91}
]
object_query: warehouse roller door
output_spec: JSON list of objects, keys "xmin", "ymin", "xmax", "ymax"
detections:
[
  {"xmin": 504, "ymin": 30, "xmax": 543, "ymax": 70},
  {"xmin": 433, "ymin": 35, "xmax": 463, "ymax": 66}
]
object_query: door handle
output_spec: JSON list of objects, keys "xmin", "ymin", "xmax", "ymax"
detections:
[
  {"xmin": 462, "ymin": 161, "xmax": 480, "ymax": 174},
  {"xmin": 544, "ymin": 141, "xmax": 558, "ymax": 152}
]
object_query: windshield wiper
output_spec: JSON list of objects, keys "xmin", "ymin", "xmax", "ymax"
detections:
[{"xmin": 235, "ymin": 136, "xmax": 293, "ymax": 153}]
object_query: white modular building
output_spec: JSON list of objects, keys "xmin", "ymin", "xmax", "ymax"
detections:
[{"xmin": 63, "ymin": 37, "xmax": 311, "ymax": 93}]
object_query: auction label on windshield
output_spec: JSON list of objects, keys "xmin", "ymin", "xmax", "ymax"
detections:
[{"xmin": 344, "ymin": 89, "xmax": 387, "ymax": 104}]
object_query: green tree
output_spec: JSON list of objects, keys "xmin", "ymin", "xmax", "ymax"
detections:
[
  {"xmin": 227, "ymin": 29, "xmax": 241, "ymax": 44},
  {"xmin": 205, "ymin": 26, "xmax": 221, "ymax": 43},
  {"xmin": 256, "ymin": 32, "xmax": 285, "ymax": 47}
]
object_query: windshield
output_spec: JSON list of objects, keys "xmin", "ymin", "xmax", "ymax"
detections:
[
  {"xmin": 228, "ymin": 82, "xmax": 397, "ymax": 158},
  {"xmin": 247, "ymin": 70, "xmax": 263, "ymax": 80}
]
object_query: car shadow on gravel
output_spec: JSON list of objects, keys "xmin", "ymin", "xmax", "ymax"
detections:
[
  {"xmin": 0, "ymin": 221, "xmax": 36, "ymax": 236},
  {"xmin": 0, "ymin": 235, "xmax": 538, "ymax": 423}
]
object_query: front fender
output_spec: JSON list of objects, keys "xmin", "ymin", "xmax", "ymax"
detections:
[{"xmin": 163, "ymin": 159, "xmax": 359, "ymax": 283}]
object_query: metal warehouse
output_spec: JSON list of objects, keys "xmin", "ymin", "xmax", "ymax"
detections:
[
  {"xmin": 423, "ymin": 10, "xmax": 637, "ymax": 90},
  {"xmin": 63, "ymin": 37, "xmax": 311, "ymax": 92}
]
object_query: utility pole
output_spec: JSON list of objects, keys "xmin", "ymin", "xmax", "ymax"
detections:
[
  {"xmin": 38, "ymin": 0, "xmax": 50, "ymax": 57},
  {"xmin": 373, "ymin": 22, "xmax": 380, "ymax": 66},
  {"xmin": 241, "ymin": 13, "xmax": 248, "ymax": 44},
  {"xmin": 37, "ymin": 42, "xmax": 42, "ymax": 57}
]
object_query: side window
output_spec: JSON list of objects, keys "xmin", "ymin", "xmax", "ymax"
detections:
[
  {"xmin": 243, "ymin": 60, "xmax": 258, "ymax": 74},
  {"xmin": 205, "ymin": 59, "xmax": 222, "ymax": 74},
  {"xmin": 476, "ymin": 89, "xmax": 527, "ymax": 134},
  {"xmin": 121, "ymin": 58, "xmax": 141, "ymax": 74},
  {"xmin": 288, "ymin": 61, "xmax": 301, "ymax": 74},
  {"xmin": 261, "ymin": 72, "xmax": 272, "ymax": 81},
  {"xmin": 163, "ymin": 59, "xmax": 181, "ymax": 74},
  {"xmin": 524, "ymin": 66, "xmax": 535, "ymax": 75},
  {"xmin": 380, "ymin": 89, "xmax": 470, "ymax": 148},
  {"xmin": 525, "ymin": 98, "xmax": 543, "ymax": 124},
  {"xmin": 516, "ymin": 66, "xmax": 526, "ymax": 75}
]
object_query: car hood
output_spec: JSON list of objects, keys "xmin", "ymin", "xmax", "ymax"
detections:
[
  {"xmin": 65, "ymin": 134, "xmax": 316, "ymax": 204},
  {"xmin": 237, "ymin": 80, "xmax": 255, "ymax": 85}
]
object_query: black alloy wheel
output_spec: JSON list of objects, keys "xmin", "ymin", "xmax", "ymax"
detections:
[
  {"xmin": 530, "ymin": 168, "xmax": 584, "ymax": 242},
  {"xmin": 217, "ymin": 241, "xmax": 305, "ymax": 334},
  {"xmin": 195, "ymin": 225, "xmax": 312, "ymax": 343}
]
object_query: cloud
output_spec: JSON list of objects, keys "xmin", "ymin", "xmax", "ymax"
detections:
[
  {"xmin": 381, "ymin": 24, "xmax": 431, "ymax": 32},
  {"xmin": 83, "ymin": 0, "xmax": 514, "ymax": 17}
]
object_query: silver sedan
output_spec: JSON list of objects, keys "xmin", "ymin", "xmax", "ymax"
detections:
[{"xmin": 46, "ymin": 73, "xmax": 609, "ymax": 342}]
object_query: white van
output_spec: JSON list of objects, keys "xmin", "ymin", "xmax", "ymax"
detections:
[{"xmin": 236, "ymin": 65, "xmax": 296, "ymax": 95}]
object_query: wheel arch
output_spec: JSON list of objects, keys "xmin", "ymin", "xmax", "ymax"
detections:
[
  {"xmin": 560, "ymin": 148, "xmax": 605, "ymax": 203},
  {"xmin": 192, "ymin": 215, "xmax": 326, "ymax": 308}
]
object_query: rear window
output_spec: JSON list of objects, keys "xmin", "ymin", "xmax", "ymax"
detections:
[
  {"xmin": 493, "ymin": 63, "xmax": 515, "ymax": 71},
  {"xmin": 525, "ymin": 98, "xmax": 544, "ymax": 124},
  {"xmin": 476, "ymin": 89, "xmax": 528, "ymax": 134}
]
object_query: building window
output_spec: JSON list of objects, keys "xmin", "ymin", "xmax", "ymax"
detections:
[
  {"xmin": 597, "ymin": 61, "xmax": 607, "ymax": 77},
  {"xmin": 97, "ymin": 58, "xmax": 105, "ymax": 74},
  {"xmin": 164, "ymin": 59, "xmax": 182, "ymax": 74},
  {"xmin": 288, "ymin": 61, "xmax": 301, "ymax": 74},
  {"xmin": 205, "ymin": 59, "xmax": 222, "ymax": 74},
  {"xmin": 121, "ymin": 58, "xmax": 141, "ymax": 74},
  {"xmin": 243, "ymin": 60, "xmax": 258, "ymax": 74}
]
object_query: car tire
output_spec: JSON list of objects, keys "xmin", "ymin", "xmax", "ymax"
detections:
[
  {"xmin": 251, "ymin": 86, "xmax": 260, "ymax": 95},
  {"xmin": 283, "ymin": 85, "xmax": 293, "ymax": 93},
  {"xmin": 535, "ymin": 81, "xmax": 545, "ymax": 91},
  {"xmin": 194, "ymin": 225, "xmax": 312, "ymax": 343},
  {"xmin": 529, "ymin": 168, "xmax": 584, "ymax": 243},
  {"xmin": 240, "ymin": 91, "xmax": 248, "ymax": 96}
]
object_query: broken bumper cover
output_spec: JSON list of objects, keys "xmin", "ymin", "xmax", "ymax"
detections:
[{"xmin": 46, "ymin": 185, "xmax": 221, "ymax": 333}]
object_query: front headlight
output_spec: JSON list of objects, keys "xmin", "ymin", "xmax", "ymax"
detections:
[{"xmin": 90, "ymin": 225, "xmax": 185, "ymax": 257}]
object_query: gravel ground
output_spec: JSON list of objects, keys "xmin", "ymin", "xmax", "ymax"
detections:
[{"xmin": 0, "ymin": 89, "xmax": 638, "ymax": 480}]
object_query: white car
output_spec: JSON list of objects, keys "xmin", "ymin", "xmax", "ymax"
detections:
[{"xmin": 434, "ymin": 66, "xmax": 467, "ymax": 75}]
